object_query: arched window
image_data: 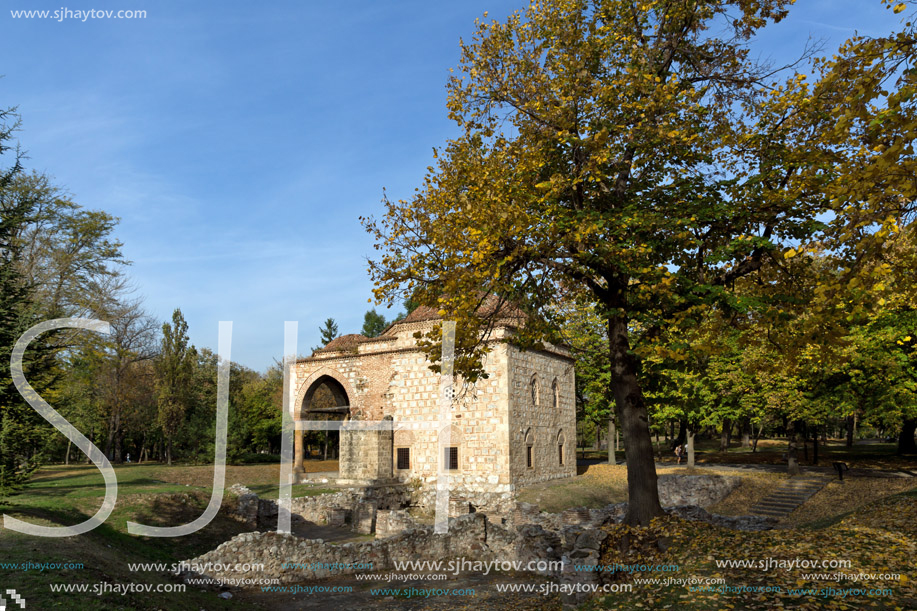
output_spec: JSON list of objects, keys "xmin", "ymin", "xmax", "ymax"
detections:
[
  {"xmin": 525, "ymin": 428, "xmax": 535, "ymax": 469},
  {"xmin": 551, "ymin": 378, "xmax": 559, "ymax": 409},
  {"xmin": 530, "ymin": 375, "xmax": 539, "ymax": 407}
]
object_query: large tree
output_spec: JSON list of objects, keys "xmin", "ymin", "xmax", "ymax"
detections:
[
  {"xmin": 0, "ymin": 107, "xmax": 46, "ymax": 494},
  {"xmin": 155, "ymin": 308, "xmax": 194, "ymax": 465},
  {"xmin": 360, "ymin": 0, "xmax": 867, "ymax": 525}
]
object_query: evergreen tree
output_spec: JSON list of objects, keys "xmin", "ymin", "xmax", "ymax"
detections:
[
  {"xmin": 361, "ymin": 308, "xmax": 388, "ymax": 338},
  {"xmin": 0, "ymin": 107, "xmax": 53, "ymax": 495},
  {"xmin": 155, "ymin": 308, "xmax": 194, "ymax": 465},
  {"xmin": 313, "ymin": 317, "xmax": 339, "ymax": 352}
]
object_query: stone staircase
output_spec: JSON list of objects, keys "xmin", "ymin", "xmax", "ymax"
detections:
[{"xmin": 750, "ymin": 474, "xmax": 828, "ymax": 519}]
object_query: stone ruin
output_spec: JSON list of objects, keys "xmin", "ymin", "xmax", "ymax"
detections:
[{"xmin": 195, "ymin": 474, "xmax": 771, "ymax": 607}]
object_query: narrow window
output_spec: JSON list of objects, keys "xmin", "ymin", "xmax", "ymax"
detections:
[
  {"xmin": 526, "ymin": 445, "xmax": 533, "ymax": 468},
  {"xmin": 396, "ymin": 447, "xmax": 410, "ymax": 470},
  {"xmin": 445, "ymin": 446, "xmax": 459, "ymax": 470},
  {"xmin": 559, "ymin": 443, "xmax": 564, "ymax": 465},
  {"xmin": 552, "ymin": 379, "xmax": 559, "ymax": 409},
  {"xmin": 531, "ymin": 376, "xmax": 539, "ymax": 406}
]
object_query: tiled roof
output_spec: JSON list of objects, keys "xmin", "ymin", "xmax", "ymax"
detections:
[
  {"xmin": 317, "ymin": 333, "xmax": 367, "ymax": 352},
  {"xmin": 389, "ymin": 296, "xmax": 526, "ymax": 330}
]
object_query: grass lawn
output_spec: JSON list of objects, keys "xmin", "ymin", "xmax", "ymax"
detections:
[
  {"xmin": 3, "ymin": 453, "xmax": 914, "ymax": 610},
  {"xmin": 0, "ymin": 462, "xmax": 336, "ymax": 610}
]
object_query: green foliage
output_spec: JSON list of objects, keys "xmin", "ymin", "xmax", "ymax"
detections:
[
  {"xmin": 361, "ymin": 308, "xmax": 388, "ymax": 338},
  {"xmin": 316, "ymin": 317, "xmax": 339, "ymax": 349},
  {"xmin": 0, "ymin": 108, "xmax": 55, "ymax": 496},
  {"xmin": 155, "ymin": 309, "xmax": 195, "ymax": 464}
]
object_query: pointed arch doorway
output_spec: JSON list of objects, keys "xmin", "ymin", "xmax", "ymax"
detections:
[{"xmin": 293, "ymin": 370, "xmax": 352, "ymax": 480}]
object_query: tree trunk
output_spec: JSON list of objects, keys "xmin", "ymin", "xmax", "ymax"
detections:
[
  {"xmin": 65, "ymin": 439, "xmax": 72, "ymax": 465},
  {"xmin": 139, "ymin": 431, "xmax": 148, "ymax": 464},
  {"xmin": 720, "ymin": 419, "xmax": 731, "ymax": 452},
  {"xmin": 786, "ymin": 420, "xmax": 799, "ymax": 475},
  {"xmin": 752, "ymin": 420, "xmax": 762, "ymax": 453},
  {"xmin": 812, "ymin": 425, "xmax": 819, "ymax": 465},
  {"xmin": 898, "ymin": 418, "xmax": 917, "ymax": 455},
  {"xmin": 608, "ymin": 313, "xmax": 664, "ymax": 526},
  {"xmin": 741, "ymin": 417, "xmax": 751, "ymax": 449},
  {"xmin": 114, "ymin": 431, "xmax": 123, "ymax": 464},
  {"xmin": 802, "ymin": 422, "xmax": 809, "ymax": 461},
  {"xmin": 674, "ymin": 419, "xmax": 687, "ymax": 448},
  {"xmin": 687, "ymin": 428, "xmax": 695, "ymax": 469},
  {"xmin": 608, "ymin": 417, "xmax": 616, "ymax": 464}
]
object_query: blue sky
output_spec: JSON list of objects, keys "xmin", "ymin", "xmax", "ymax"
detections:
[{"xmin": 1, "ymin": 0, "xmax": 908, "ymax": 371}]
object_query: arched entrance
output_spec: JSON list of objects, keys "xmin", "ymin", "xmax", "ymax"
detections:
[{"xmin": 293, "ymin": 370, "xmax": 353, "ymax": 479}]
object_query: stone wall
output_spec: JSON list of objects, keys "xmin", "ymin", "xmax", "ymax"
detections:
[
  {"xmin": 507, "ymin": 344, "xmax": 577, "ymax": 488},
  {"xmin": 197, "ymin": 488, "xmax": 773, "ymax": 598},
  {"xmin": 182, "ymin": 513, "xmax": 524, "ymax": 585},
  {"xmin": 657, "ymin": 474, "xmax": 739, "ymax": 507},
  {"xmin": 289, "ymin": 318, "xmax": 578, "ymax": 512},
  {"xmin": 374, "ymin": 509, "xmax": 419, "ymax": 539}
]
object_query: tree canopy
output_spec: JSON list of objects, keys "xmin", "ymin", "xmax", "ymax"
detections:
[{"xmin": 363, "ymin": 0, "xmax": 917, "ymax": 524}]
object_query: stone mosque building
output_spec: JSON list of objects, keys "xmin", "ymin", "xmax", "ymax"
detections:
[{"xmin": 288, "ymin": 305, "xmax": 576, "ymax": 509}]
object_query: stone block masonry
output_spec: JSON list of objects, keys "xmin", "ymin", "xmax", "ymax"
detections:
[{"xmin": 289, "ymin": 307, "xmax": 577, "ymax": 512}]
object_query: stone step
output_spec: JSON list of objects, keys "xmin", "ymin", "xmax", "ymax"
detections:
[
  {"xmin": 768, "ymin": 493, "xmax": 815, "ymax": 501},
  {"xmin": 748, "ymin": 476, "xmax": 829, "ymax": 520},
  {"xmin": 756, "ymin": 499, "xmax": 800, "ymax": 508},
  {"xmin": 751, "ymin": 508, "xmax": 790, "ymax": 517},
  {"xmin": 774, "ymin": 490, "xmax": 821, "ymax": 497},
  {"xmin": 753, "ymin": 504, "xmax": 797, "ymax": 513}
]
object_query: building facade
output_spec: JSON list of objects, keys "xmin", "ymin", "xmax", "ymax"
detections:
[{"xmin": 289, "ymin": 307, "xmax": 576, "ymax": 509}]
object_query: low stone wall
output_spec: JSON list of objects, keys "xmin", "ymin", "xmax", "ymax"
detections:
[
  {"xmin": 229, "ymin": 473, "xmax": 744, "ymax": 539},
  {"xmin": 657, "ymin": 474, "xmax": 739, "ymax": 508},
  {"xmin": 409, "ymin": 486, "xmax": 515, "ymax": 517},
  {"xmin": 228, "ymin": 483, "xmax": 411, "ymax": 532},
  {"xmin": 227, "ymin": 484, "xmax": 278, "ymax": 529},
  {"xmin": 375, "ymin": 509, "xmax": 419, "ymax": 539},
  {"xmin": 182, "ymin": 513, "xmax": 525, "ymax": 584},
  {"xmin": 195, "ymin": 488, "xmax": 772, "ymax": 596}
]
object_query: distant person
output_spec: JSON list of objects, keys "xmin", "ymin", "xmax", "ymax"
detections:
[
  {"xmin": 126, "ymin": 453, "xmax": 131, "ymax": 463},
  {"xmin": 675, "ymin": 444, "xmax": 684, "ymax": 465}
]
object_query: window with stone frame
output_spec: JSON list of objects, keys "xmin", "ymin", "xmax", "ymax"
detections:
[
  {"xmin": 445, "ymin": 446, "xmax": 459, "ymax": 470},
  {"xmin": 558, "ymin": 443, "xmax": 564, "ymax": 465},
  {"xmin": 396, "ymin": 447, "xmax": 410, "ymax": 470},
  {"xmin": 551, "ymin": 378, "xmax": 559, "ymax": 409},
  {"xmin": 530, "ymin": 375, "xmax": 539, "ymax": 407},
  {"xmin": 526, "ymin": 444, "xmax": 533, "ymax": 468}
]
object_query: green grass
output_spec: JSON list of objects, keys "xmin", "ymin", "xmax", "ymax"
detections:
[
  {"xmin": 0, "ymin": 463, "xmax": 336, "ymax": 609},
  {"xmin": 250, "ymin": 483, "xmax": 336, "ymax": 499}
]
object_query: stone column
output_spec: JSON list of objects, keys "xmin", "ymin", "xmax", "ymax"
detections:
[{"xmin": 293, "ymin": 425, "xmax": 304, "ymax": 483}]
